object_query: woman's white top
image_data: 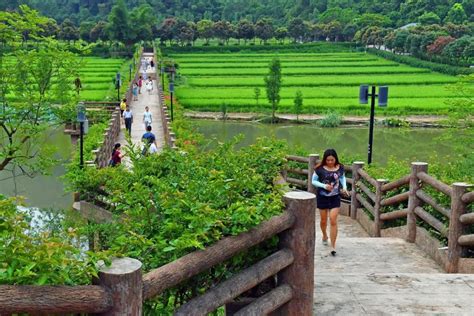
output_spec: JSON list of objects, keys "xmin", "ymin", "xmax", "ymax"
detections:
[
  {"xmin": 143, "ymin": 111, "xmax": 152, "ymax": 122},
  {"xmin": 146, "ymin": 81, "xmax": 153, "ymax": 90}
]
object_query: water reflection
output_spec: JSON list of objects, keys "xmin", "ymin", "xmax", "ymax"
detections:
[{"xmin": 193, "ymin": 120, "xmax": 462, "ymax": 165}]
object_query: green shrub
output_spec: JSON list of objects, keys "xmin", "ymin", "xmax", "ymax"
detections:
[
  {"xmin": 368, "ymin": 48, "xmax": 473, "ymax": 76},
  {"xmin": 319, "ymin": 111, "xmax": 342, "ymax": 127}
]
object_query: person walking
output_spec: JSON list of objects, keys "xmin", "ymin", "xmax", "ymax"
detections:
[
  {"xmin": 132, "ymin": 82, "xmax": 138, "ymax": 101},
  {"xmin": 145, "ymin": 78, "xmax": 153, "ymax": 95},
  {"xmin": 123, "ymin": 106, "xmax": 133, "ymax": 136},
  {"xmin": 143, "ymin": 106, "xmax": 152, "ymax": 130},
  {"xmin": 120, "ymin": 98, "xmax": 127, "ymax": 123},
  {"xmin": 312, "ymin": 148, "xmax": 348, "ymax": 256},
  {"xmin": 150, "ymin": 59, "xmax": 155, "ymax": 70},
  {"xmin": 138, "ymin": 76, "xmax": 143, "ymax": 94},
  {"xmin": 141, "ymin": 125, "xmax": 157, "ymax": 156},
  {"xmin": 108, "ymin": 143, "xmax": 124, "ymax": 167}
]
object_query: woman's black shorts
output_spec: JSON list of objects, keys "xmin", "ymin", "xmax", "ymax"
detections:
[{"xmin": 317, "ymin": 194, "xmax": 341, "ymax": 209}]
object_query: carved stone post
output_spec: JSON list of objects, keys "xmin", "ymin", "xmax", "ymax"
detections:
[
  {"xmin": 407, "ymin": 162, "xmax": 428, "ymax": 243},
  {"xmin": 446, "ymin": 182, "xmax": 472, "ymax": 273},
  {"xmin": 97, "ymin": 257, "xmax": 143, "ymax": 315},
  {"xmin": 278, "ymin": 191, "xmax": 316, "ymax": 316},
  {"xmin": 350, "ymin": 162, "xmax": 364, "ymax": 219}
]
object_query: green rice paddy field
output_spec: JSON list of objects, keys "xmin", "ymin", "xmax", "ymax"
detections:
[
  {"xmin": 170, "ymin": 52, "xmax": 466, "ymax": 115},
  {"xmin": 4, "ymin": 57, "xmax": 128, "ymax": 101}
]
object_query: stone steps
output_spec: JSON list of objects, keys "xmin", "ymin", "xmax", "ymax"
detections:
[{"xmin": 313, "ymin": 213, "xmax": 474, "ymax": 315}]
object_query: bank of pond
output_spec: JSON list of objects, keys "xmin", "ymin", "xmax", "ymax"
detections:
[{"xmin": 0, "ymin": 121, "xmax": 471, "ymax": 210}]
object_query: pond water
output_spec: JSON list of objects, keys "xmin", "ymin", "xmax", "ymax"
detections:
[
  {"xmin": 0, "ymin": 128, "xmax": 73, "ymax": 210},
  {"xmin": 0, "ymin": 121, "xmax": 469, "ymax": 210},
  {"xmin": 193, "ymin": 120, "xmax": 467, "ymax": 165}
]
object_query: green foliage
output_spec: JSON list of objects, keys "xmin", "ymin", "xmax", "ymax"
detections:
[
  {"xmin": 293, "ymin": 89, "xmax": 303, "ymax": 121},
  {"xmin": 318, "ymin": 111, "xmax": 342, "ymax": 127},
  {"xmin": 264, "ymin": 58, "xmax": 282, "ymax": 122},
  {"xmin": 367, "ymin": 48, "xmax": 473, "ymax": 76},
  {"xmin": 0, "ymin": 196, "xmax": 108, "ymax": 285}
]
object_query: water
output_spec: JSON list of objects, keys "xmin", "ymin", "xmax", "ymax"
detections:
[
  {"xmin": 0, "ymin": 121, "xmax": 468, "ymax": 209},
  {"xmin": 193, "ymin": 120, "xmax": 465, "ymax": 165},
  {"xmin": 0, "ymin": 128, "xmax": 73, "ymax": 209}
]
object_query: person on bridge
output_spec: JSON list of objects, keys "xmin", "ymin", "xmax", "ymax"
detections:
[
  {"xmin": 312, "ymin": 149, "xmax": 348, "ymax": 256},
  {"xmin": 145, "ymin": 78, "xmax": 153, "ymax": 95},
  {"xmin": 132, "ymin": 82, "xmax": 139, "ymax": 101},
  {"xmin": 143, "ymin": 106, "xmax": 152, "ymax": 129},
  {"xmin": 120, "ymin": 98, "xmax": 127, "ymax": 120},
  {"xmin": 138, "ymin": 76, "xmax": 143, "ymax": 94},
  {"xmin": 123, "ymin": 106, "xmax": 133, "ymax": 136},
  {"xmin": 142, "ymin": 125, "xmax": 157, "ymax": 147}
]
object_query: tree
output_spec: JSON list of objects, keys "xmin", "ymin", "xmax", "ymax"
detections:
[
  {"xmin": 264, "ymin": 58, "xmax": 282, "ymax": 123},
  {"xmin": 288, "ymin": 18, "xmax": 305, "ymax": 42},
  {"xmin": 197, "ymin": 19, "xmax": 214, "ymax": 45},
  {"xmin": 79, "ymin": 21, "xmax": 94, "ymax": 42},
  {"xmin": 107, "ymin": 0, "xmax": 130, "ymax": 45},
  {"xmin": 213, "ymin": 20, "xmax": 233, "ymax": 45},
  {"xmin": 275, "ymin": 27, "xmax": 288, "ymax": 44},
  {"xmin": 443, "ymin": 36, "xmax": 473, "ymax": 61},
  {"xmin": 427, "ymin": 36, "xmax": 455, "ymax": 55},
  {"xmin": 255, "ymin": 18, "xmax": 274, "ymax": 44},
  {"xmin": 237, "ymin": 19, "xmax": 254, "ymax": 44},
  {"xmin": 354, "ymin": 13, "xmax": 391, "ymax": 28},
  {"xmin": 90, "ymin": 21, "xmax": 108, "ymax": 42},
  {"xmin": 59, "ymin": 18, "xmax": 79, "ymax": 42},
  {"xmin": 177, "ymin": 21, "xmax": 196, "ymax": 46},
  {"xmin": 324, "ymin": 21, "xmax": 342, "ymax": 42},
  {"xmin": 254, "ymin": 87, "xmax": 261, "ymax": 106},
  {"xmin": 294, "ymin": 90, "xmax": 303, "ymax": 122},
  {"xmin": 445, "ymin": 3, "xmax": 468, "ymax": 24},
  {"xmin": 0, "ymin": 6, "xmax": 80, "ymax": 176},
  {"xmin": 342, "ymin": 24, "xmax": 357, "ymax": 41},
  {"xmin": 418, "ymin": 12, "xmax": 441, "ymax": 25},
  {"xmin": 158, "ymin": 18, "xmax": 178, "ymax": 45}
]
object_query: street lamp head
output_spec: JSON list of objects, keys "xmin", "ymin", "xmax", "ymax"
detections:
[
  {"xmin": 359, "ymin": 85, "xmax": 369, "ymax": 104},
  {"xmin": 77, "ymin": 102, "xmax": 86, "ymax": 123},
  {"xmin": 378, "ymin": 86, "xmax": 389, "ymax": 107}
]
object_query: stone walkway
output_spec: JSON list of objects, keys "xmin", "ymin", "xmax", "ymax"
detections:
[
  {"xmin": 117, "ymin": 53, "xmax": 165, "ymax": 166},
  {"xmin": 314, "ymin": 212, "xmax": 474, "ymax": 315}
]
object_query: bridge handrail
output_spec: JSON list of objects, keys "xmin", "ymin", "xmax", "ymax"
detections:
[{"xmin": 2, "ymin": 192, "xmax": 316, "ymax": 315}]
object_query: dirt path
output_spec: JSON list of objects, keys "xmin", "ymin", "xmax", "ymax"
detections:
[{"xmin": 184, "ymin": 111, "xmax": 449, "ymax": 127}]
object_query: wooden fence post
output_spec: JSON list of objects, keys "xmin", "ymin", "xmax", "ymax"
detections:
[
  {"xmin": 350, "ymin": 162, "xmax": 364, "ymax": 220},
  {"xmin": 97, "ymin": 257, "xmax": 143, "ymax": 316},
  {"xmin": 278, "ymin": 191, "xmax": 316, "ymax": 316},
  {"xmin": 307, "ymin": 154, "xmax": 319, "ymax": 195},
  {"xmin": 374, "ymin": 179, "xmax": 387, "ymax": 237},
  {"xmin": 446, "ymin": 182, "xmax": 472, "ymax": 273},
  {"xmin": 407, "ymin": 162, "xmax": 428, "ymax": 243}
]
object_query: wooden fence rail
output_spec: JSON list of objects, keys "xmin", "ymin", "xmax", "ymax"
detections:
[{"xmin": 0, "ymin": 192, "xmax": 316, "ymax": 315}]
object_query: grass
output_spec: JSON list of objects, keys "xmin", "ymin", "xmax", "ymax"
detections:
[{"xmin": 167, "ymin": 49, "xmax": 467, "ymax": 115}]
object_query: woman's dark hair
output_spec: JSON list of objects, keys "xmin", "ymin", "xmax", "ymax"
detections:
[
  {"xmin": 315, "ymin": 148, "xmax": 342, "ymax": 169},
  {"xmin": 112, "ymin": 143, "xmax": 121, "ymax": 155}
]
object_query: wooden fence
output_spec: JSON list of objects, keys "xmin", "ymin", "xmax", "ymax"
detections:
[
  {"xmin": 283, "ymin": 155, "xmax": 473, "ymax": 273},
  {"xmin": 0, "ymin": 191, "xmax": 316, "ymax": 315}
]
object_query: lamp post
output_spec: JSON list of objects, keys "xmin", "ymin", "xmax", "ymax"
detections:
[
  {"xmin": 160, "ymin": 63, "xmax": 165, "ymax": 88},
  {"xmin": 116, "ymin": 72, "xmax": 121, "ymax": 102},
  {"xmin": 169, "ymin": 81, "xmax": 174, "ymax": 121},
  {"xmin": 129, "ymin": 64, "xmax": 132, "ymax": 81},
  {"xmin": 77, "ymin": 102, "xmax": 87, "ymax": 169},
  {"xmin": 359, "ymin": 85, "xmax": 388, "ymax": 164}
]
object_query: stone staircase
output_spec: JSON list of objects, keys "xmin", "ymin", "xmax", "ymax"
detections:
[{"xmin": 314, "ymin": 212, "xmax": 474, "ymax": 315}]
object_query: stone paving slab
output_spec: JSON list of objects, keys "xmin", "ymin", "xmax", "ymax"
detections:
[
  {"xmin": 313, "ymin": 211, "xmax": 474, "ymax": 315},
  {"xmin": 116, "ymin": 54, "xmax": 165, "ymax": 167}
]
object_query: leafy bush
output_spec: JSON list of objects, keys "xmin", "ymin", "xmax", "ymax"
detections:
[
  {"xmin": 319, "ymin": 111, "xmax": 342, "ymax": 127},
  {"xmin": 0, "ymin": 196, "xmax": 107, "ymax": 285}
]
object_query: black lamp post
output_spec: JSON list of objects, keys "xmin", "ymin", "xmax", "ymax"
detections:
[
  {"xmin": 77, "ymin": 102, "xmax": 87, "ymax": 169},
  {"xmin": 160, "ymin": 63, "xmax": 165, "ymax": 88},
  {"xmin": 116, "ymin": 72, "xmax": 121, "ymax": 102},
  {"xmin": 169, "ymin": 81, "xmax": 174, "ymax": 121},
  {"xmin": 129, "ymin": 64, "xmax": 132, "ymax": 81},
  {"xmin": 359, "ymin": 85, "xmax": 389, "ymax": 165}
]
